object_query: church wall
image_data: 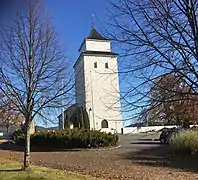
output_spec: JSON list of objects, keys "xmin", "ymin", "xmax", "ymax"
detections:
[
  {"xmin": 75, "ymin": 57, "xmax": 85, "ymax": 107},
  {"xmin": 83, "ymin": 54, "xmax": 122, "ymax": 133},
  {"xmin": 85, "ymin": 39, "xmax": 111, "ymax": 52}
]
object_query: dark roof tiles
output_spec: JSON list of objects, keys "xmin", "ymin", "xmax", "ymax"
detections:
[{"xmin": 87, "ymin": 28, "xmax": 109, "ymax": 40}]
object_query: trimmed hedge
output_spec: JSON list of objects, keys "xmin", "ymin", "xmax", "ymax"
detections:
[
  {"xmin": 171, "ymin": 130, "xmax": 198, "ymax": 155},
  {"xmin": 12, "ymin": 129, "xmax": 118, "ymax": 149},
  {"xmin": 12, "ymin": 129, "xmax": 25, "ymax": 143}
]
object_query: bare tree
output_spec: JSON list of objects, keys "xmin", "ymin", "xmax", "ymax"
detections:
[
  {"xmin": 106, "ymin": 0, "xmax": 198, "ymax": 124},
  {"xmin": 0, "ymin": 93, "xmax": 24, "ymax": 132},
  {"xmin": 0, "ymin": 1, "xmax": 73, "ymax": 170}
]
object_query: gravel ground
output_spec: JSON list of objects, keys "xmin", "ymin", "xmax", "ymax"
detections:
[{"xmin": 0, "ymin": 134, "xmax": 198, "ymax": 180}]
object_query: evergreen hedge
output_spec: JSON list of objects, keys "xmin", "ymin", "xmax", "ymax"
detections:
[
  {"xmin": 12, "ymin": 129, "xmax": 118, "ymax": 149},
  {"xmin": 64, "ymin": 107, "xmax": 90, "ymax": 129}
]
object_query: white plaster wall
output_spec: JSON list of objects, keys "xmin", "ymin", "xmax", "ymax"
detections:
[
  {"xmin": 83, "ymin": 54, "xmax": 122, "ymax": 133},
  {"xmin": 85, "ymin": 39, "xmax": 111, "ymax": 52},
  {"xmin": 99, "ymin": 128, "xmax": 117, "ymax": 134}
]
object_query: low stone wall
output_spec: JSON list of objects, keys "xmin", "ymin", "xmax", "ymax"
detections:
[
  {"xmin": 122, "ymin": 125, "xmax": 177, "ymax": 134},
  {"xmin": 122, "ymin": 125, "xmax": 198, "ymax": 134}
]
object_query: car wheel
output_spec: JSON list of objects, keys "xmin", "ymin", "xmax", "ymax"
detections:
[{"xmin": 160, "ymin": 138, "xmax": 165, "ymax": 144}]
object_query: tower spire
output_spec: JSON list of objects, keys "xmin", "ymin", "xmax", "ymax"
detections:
[{"xmin": 91, "ymin": 14, "xmax": 95, "ymax": 28}]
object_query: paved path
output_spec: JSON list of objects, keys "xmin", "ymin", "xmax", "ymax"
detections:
[{"xmin": 117, "ymin": 132, "xmax": 161, "ymax": 153}]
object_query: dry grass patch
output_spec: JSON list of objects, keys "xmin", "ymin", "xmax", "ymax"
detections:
[{"xmin": 0, "ymin": 160, "xmax": 93, "ymax": 180}]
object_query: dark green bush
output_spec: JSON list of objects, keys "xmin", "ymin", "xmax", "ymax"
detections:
[
  {"xmin": 11, "ymin": 129, "xmax": 25, "ymax": 145},
  {"xmin": 12, "ymin": 129, "xmax": 118, "ymax": 149},
  {"xmin": 70, "ymin": 107, "xmax": 90, "ymax": 129}
]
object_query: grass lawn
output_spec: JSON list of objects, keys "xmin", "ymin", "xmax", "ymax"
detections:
[{"xmin": 0, "ymin": 161, "xmax": 91, "ymax": 180}]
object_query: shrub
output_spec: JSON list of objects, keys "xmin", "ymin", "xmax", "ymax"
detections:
[
  {"xmin": 70, "ymin": 107, "xmax": 90, "ymax": 129},
  {"xmin": 11, "ymin": 129, "xmax": 25, "ymax": 145},
  {"xmin": 64, "ymin": 113, "xmax": 70, "ymax": 128},
  {"xmin": 12, "ymin": 129, "xmax": 118, "ymax": 149},
  {"xmin": 171, "ymin": 130, "xmax": 198, "ymax": 154}
]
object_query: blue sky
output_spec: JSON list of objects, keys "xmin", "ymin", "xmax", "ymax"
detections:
[{"xmin": 45, "ymin": 0, "xmax": 108, "ymax": 62}]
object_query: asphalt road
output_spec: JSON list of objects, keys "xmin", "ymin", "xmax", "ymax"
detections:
[{"xmin": 118, "ymin": 132, "xmax": 162, "ymax": 153}]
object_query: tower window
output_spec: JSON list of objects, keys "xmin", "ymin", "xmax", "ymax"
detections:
[
  {"xmin": 105, "ymin": 62, "xmax": 108, "ymax": 69},
  {"xmin": 94, "ymin": 62, "xmax": 97, "ymax": 68}
]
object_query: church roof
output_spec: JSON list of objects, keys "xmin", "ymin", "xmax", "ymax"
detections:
[
  {"xmin": 87, "ymin": 28, "xmax": 109, "ymax": 40},
  {"xmin": 82, "ymin": 51, "xmax": 118, "ymax": 56},
  {"xmin": 74, "ymin": 51, "xmax": 118, "ymax": 68},
  {"xmin": 57, "ymin": 104, "xmax": 78, "ymax": 119}
]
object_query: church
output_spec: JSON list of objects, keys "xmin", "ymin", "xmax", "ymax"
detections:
[{"xmin": 58, "ymin": 28, "xmax": 122, "ymax": 133}]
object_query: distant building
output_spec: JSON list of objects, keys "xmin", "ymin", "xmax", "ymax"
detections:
[{"xmin": 59, "ymin": 28, "xmax": 122, "ymax": 133}]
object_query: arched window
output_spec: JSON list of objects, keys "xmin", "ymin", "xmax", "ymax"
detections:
[{"xmin": 101, "ymin": 119, "xmax": 108, "ymax": 128}]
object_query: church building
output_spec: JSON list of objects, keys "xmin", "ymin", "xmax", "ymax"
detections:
[{"xmin": 58, "ymin": 28, "xmax": 122, "ymax": 133}]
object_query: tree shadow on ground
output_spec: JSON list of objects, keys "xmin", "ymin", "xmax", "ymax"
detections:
[
  {"xmin": 0, "ymin": 169, "xmax": 22, "ymax": 172},
  {"xmin": 131, "ymin": 138, "xmax": 161, "ymax": 145},
  {"xmin": 137, "ymin": 139, "xmax": 159, "ymax": 141},
  {"xmin": 131, "ymin": 141, "xmax": 160, "ymax": 145},
  {"xmin": 0, "ymin": 142, "xmax": 82, "ymax": 152},
  {"xmin": 123, "ymin": 144, "xmax": 198, "ymax": 173}
]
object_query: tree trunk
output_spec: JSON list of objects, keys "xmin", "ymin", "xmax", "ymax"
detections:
[
  {"xmin": 6, "ymin": 126, "xmax": 9, "ymax": 133},
  {"xmin": 23, "ymin": 123, "xmax": 31, "ymax": 170}
]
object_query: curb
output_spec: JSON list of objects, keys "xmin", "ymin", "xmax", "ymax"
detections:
[
  {"xmin": 67, "ymin": 145, "xmax": 122, "ymax": 152},
  {"xmin": 95, "ymin": 145, "xmax": 121, "ymax": 151}
]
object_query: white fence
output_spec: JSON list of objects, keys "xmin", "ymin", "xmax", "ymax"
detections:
[{"xmin": 122, "ymin": 125, "xmax": 178, "ymax": 134}]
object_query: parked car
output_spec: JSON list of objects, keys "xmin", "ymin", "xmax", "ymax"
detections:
[{"xmin": 159, "ymin": 128, "xmax": 179, "ymax": 144}]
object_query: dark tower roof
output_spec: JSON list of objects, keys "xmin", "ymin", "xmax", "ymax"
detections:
[{"xmin": 87, "ymin": 28, "xmax": 109, "ymax": 40}]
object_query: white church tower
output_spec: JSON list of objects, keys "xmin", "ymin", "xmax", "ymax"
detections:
[{"xmin": 74, "ymin": 28, "xmax": 122, "ymax": 133}]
